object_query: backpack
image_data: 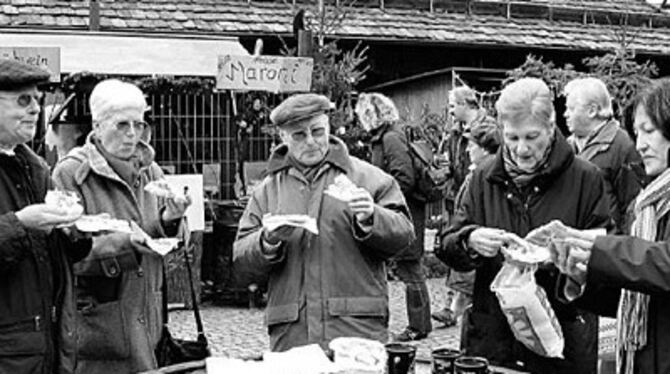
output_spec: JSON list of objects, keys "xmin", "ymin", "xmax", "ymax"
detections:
[{"xmin": 403, "ymin": 126, "xmax": 451, "ymax": 202}]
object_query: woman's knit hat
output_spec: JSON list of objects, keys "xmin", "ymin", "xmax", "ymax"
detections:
[{"xmin": 89, "ymin": 79, "xmax": 147, "ymax": 123}]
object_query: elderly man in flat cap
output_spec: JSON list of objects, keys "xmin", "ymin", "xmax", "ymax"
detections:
[
  {"xmin": 234, "ymin": 93, "xmax": 415, "ymax": 351},
  {"xmin": 0, "ymin": 59, "xmax": 91, "ymax": 373}
]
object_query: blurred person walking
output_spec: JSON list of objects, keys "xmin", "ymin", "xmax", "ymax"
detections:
[{"xmin": 356, "ymin": 92, "xmax": 432, "ymax": 341}]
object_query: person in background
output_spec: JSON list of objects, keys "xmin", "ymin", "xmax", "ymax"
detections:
[
  {"xmin": 233, "ymin": 93, "xmax": 414, "ymax": 351},
  {"xmin": 355, "ymin": 92, "xmax": 432, "ymax": 341},
  {"xmin": 564, "ymin": 77, "xmax": 644, "ymax": 234},
  {"xmin": 548, "ymin": 77, "xmax": 670, "ymax": 374},
  {"xmin": 436, "ymin": 78, "xmax": 610, "ymax": 373},
  {"xmin": 0, "ymin": 59, "xmax": 91, "ymax": 374},
  {"xmin": 52, "ymin": 79, "xmax": 191, "ymax": 373},
  {"xmin": 47, "ymin": 98, "xmax": 92, "ymax": 160},
  {"xmin": 437, "ymin": 117, "xmax": 502, "ymax": 328},
  {"xmin": 432, "ymin": 85, "xmax": 497, "ymax": 327}
]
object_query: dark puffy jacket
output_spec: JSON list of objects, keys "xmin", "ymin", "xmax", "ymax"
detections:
[
  {"xmin": 0, "ymin": 145, "xmax": 90, "ymax": 374},
  {"xmin": 578, "ymin": 212, "xmax": 670, "ymax": 374},
  {"xmin": 370, "ymin": 122, "xmax": 425, "ymax": 260},
  {"xmin": 436, "ymin": 133, "xmax": 610, "ymax": 373}
]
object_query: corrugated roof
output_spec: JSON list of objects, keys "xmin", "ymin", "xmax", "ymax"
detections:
[{"xmin": 1, "ymin": 0, "xmax": 669, "ymax": 55}]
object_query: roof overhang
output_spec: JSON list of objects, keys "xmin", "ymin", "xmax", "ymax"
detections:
[{"xmin": 0, "ymin": 29, "xmax": 250, "ymax": 76}]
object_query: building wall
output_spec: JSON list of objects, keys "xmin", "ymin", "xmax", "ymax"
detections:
[{"xmin": 380, "ymin": 75, "xmax": 452, "ymax": 126}]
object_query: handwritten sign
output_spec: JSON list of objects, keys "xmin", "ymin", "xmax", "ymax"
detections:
[
  {"xmin": 217, "ymin": 55, "xmax": 313, "ymax": 93},
  {"xmin": 0, "ymin": 47, "xmax": 61, "ymax": 83}
]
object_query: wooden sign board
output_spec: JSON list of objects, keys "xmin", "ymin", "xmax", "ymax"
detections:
[
  {"xmin": 216, "ymin": 55, "xmax": 313, "ymax": 93},
  {"xmin": 0, "ymin": 47, "xmax": 61, "ymax": 82}
]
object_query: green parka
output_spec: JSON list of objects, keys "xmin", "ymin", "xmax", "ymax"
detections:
[
  {"xmin": 52, "ymin": 137, "xmax": 177, "ymax": 374},
  {"xmin": 233, "ymin": 136, "xmax": 415, "ymax": 352}
]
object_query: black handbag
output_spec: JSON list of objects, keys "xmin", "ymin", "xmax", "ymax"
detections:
[{"xmin": 155, "ymin": 242, "xmax": 210, "ymax": 367}]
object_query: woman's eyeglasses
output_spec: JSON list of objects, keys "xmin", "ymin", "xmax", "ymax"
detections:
[
  {"xmin": 0, "ymin": 93, "xmax": 43, "ymax": 108},
  {"xmin": 114, "ymin": 120, "xmax": 148, "ymax": 133}
]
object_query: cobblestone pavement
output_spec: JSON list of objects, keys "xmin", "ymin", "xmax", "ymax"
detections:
[{"xmin": 169, "ymin": 278, "xmax": 459, "ymax": 361}]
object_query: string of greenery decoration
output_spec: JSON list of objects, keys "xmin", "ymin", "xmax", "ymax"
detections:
[{"xmin": 59, "ymin": 71, "xmax": 218, "ymax": 95}]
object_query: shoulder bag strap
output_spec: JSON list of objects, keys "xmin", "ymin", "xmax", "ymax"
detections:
[{"xmin": 160, "ymin": 228, "xmax": 207, "ymax": 343}]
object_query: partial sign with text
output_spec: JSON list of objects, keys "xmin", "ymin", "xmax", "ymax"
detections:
[
  {"xmin": 217, "ymin": 55, "xmax": 313, "ymax": 93},
  {"xmin": 0, "ymin": 47, "xmax": 61, "ymax": 83}
]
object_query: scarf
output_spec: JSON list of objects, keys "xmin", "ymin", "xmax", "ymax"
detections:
[
  {"xmin": 502, "ymin": 133, "xmax": 554, "ymax": 187},
  {"xmin": 617, "ymin": 168, "xmax": 670, "ymax": 374}
]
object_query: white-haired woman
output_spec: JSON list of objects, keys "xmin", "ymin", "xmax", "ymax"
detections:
[
  {"xmin": 355, "ymin": 92, "xmax": 432, "ymax": 341},
  {"xmin": 52, "ymin": 79, "xmax": 190, "ymax": 373},
  {"xmin": 436, "ymin": 78, "xmax": 610, "ymax": 373}
]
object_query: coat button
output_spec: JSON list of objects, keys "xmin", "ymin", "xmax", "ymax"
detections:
[
  {"xmin": 138, "ymin": 316, "xmax": 145, "ymax": 324},
  {"xmin": 134, "ymin": 180, "xmax": 141, "ymax": 188},
  {"xmin": 506, "ymin": 193, "xmax": 513, "ymax": 199},
  {"xmin": 108, "ymin": 266, "xmax": 118, "ymax": 275}
]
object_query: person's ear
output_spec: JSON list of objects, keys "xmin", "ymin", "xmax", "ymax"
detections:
[{"xmin": 587, "ymin": 103, "xmax": 599, "ymax": 119}]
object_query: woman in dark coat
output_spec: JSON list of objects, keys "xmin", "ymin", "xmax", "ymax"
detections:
[
  {"xmin": 548, "ymin": 77, "xmax": 670, "ymax": 374},
  {"xmin": 436, "ymin": 78, "xmax": 610, "ymax": 373},
  {"xmin": 356, "ymin": 92, "xmax": 432, "ymax": 341}
]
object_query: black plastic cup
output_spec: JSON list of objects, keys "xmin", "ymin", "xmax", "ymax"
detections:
[
  {"xmin": 454, "ymin": 356, "xmax": 489, "ymax": 374},
  {"xmin": 385, "ymin": 343, "xmax": 417, "ymax": 374},
  {"xmin": 431, "ymin": 348, "xmax": 463, "ymax": 374}
]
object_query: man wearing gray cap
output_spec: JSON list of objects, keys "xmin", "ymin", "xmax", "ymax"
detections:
[
  {"xmin": 234, "ymin": 93, "xmax": 415, "ymax": 351},
  {"xmin": 0, "ymin": 59, "xmax": 91, "ymax": 373}
]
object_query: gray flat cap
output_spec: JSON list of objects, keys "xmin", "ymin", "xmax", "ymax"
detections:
[
  {"xmin": 0, "ymin": 59, "xmax": 50, "ymax": 90},
  {"xmin": 270, "ymin": 93, "xmax": 335, "ymax": 128}
]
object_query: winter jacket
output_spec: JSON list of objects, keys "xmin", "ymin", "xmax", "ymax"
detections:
[
  {"xmin": 370, "ymin": 122, "xmax": 425, "ymax": 260},
  {"xmin": 52, "ymin": 137, "xmax": 178, "ymax": 374},
  {"xmin": 436, "ymin": 133, "xmax": 610, "ymax": 373},
  {"xmin": 577, "ymin": 213, "xmax": 670, "ymax": 374},
  {"xmin": 233, "ymin": 136, "xmax": 414, "ymax": 352},
  {"xmin": 568, "ymin": 119, "xmax": 644, "ymax": 234},
  {"xmin": 0, "ymin": 144, "xmax": 90, "ymax": 374}
]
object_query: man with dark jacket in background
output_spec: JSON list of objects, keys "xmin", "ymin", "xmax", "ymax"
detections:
[
  {"xmin": 0, "ymin": 59, "xmax": 91, "ymax": 374},
  {"xmin": 356, "ymin": 92, "xmax": 432, "ymax": 341},
  {"xmin": 564, "ymin": 77, "xmax": 644, "ymax": 234}
]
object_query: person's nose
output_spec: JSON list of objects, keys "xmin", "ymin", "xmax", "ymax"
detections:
[
  {"xmin": 26, "ymin": 97, "xmax": 40, "ymax": 115},
  {"xmin": 516, "ymin": 139, "xmax": 530, "ymax": 154},
  {"xmin": 636, "ymin": 133, "xmax": 648, "ymax": 154}
]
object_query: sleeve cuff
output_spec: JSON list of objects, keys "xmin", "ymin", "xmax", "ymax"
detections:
[
  {"xmin": 259, "ymin": 234, "xmax": 285, "ymax": 263},
  {"xmin": 563, "ymin": 277, "xmax": 586, "ymax": 302}
]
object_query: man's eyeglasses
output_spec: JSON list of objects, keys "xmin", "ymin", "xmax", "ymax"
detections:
[
  {"xmin": 114, "ymin": 120, "xmax": 148, "ymax": 133},
  {"xmin": 0, "ymin": 93, "xmax": 43, "ymax": 108}
]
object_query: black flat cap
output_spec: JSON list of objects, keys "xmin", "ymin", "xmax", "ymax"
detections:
[
  {"xmin": 270, "ymin": 93, "xmax": 335, "ymax": 128},
  {"xmin": 0, "ymin": 59, "xmax": 51, "ymax": 90}
]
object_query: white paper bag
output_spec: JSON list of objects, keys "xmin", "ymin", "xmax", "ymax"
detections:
[{"xmin": 490, "ymin": 262, "xmax": 564, "ymax": 358}]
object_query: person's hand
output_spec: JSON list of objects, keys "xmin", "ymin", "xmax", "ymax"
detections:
[
  {"xmin": 348, "ymin": 187, "xmax": 374, "ymax": 223},
  {"xmin": 467, "ymin": 227, "xmax": 508, "ymax": 257},
  {"xmin": 549, "ymin": 237, "xmax": 592, "ymax": 285},
  {"xmin": 162, "ymin": 193, "xmax": 192, "ymax": 222},
  {"xmin": 15, "ymin": 203, "xmax": 82, "ymax": 232},
  {"xmin": 261, "ymin": 225, "xmax": 294, "ymax": 257}
]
